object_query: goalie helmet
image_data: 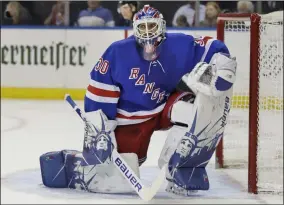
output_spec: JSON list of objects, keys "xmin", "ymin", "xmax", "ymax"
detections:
[{"xmin": 133, "ymin": 5, "xmax": 166, "ymax": 61}]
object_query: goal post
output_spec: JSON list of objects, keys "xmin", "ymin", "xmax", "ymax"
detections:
[{"xmin": 215, "ymin": 12, "xmax": 283, "ymax": 194}]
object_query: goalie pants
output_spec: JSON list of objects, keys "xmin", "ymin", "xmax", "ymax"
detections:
[{"xmin": 115, "ymin": 91, "xmax": 192, "ymax": 165}]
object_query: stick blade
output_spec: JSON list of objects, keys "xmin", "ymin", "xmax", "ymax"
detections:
[{"xmin": 144, "ymin": 165, "xmax": 167, "ymax": 201}]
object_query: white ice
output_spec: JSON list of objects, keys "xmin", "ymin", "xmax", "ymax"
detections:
[{"xmin": 1, "ymin": 99, "xmax": 283, "ymax": 204}]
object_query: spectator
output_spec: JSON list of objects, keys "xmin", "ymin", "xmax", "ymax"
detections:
[
  {"xmin": 3, "ymin": 1, "xmax": 32, "ymax": 25},
  {"xmin": 77, "ymin": 0, "xmax": 114, "ymax": 27},
  {"xmin": 217, "ymin": 1, "xmax": 236, "ymax": 14},
  {"xmin": 116, "ymin": 1, "xmax": 138, "ymax": 27},
  {"xmin": 172, "ymin": 1, "xmax": 206, "ymax": 27},
  {"xmin": 262, "ymin": 1, "xmax": 284, "ymax": 14},
  {"xmin": 176, "ymin": 15, "xmax": 189, "ymax": 27},
  {"xmin": 200, "ymin": 2, "xmax": 221, "ymax": 27},
  {"xmin": 44, "ymin": 1, "xmax": 67, "ymax": 26},
  {"xmin": 237, "ymin": 1, "xmax": 254, "ymax": 13}
]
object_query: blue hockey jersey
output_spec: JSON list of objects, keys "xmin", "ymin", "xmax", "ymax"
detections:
[{"xmin": 84, "ymin": 33, "xmax": 230, "ymax": 125}]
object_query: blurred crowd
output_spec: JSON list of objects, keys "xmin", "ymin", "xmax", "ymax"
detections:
[{"xmin": 1, "ymin": 1, "xmax": 283, "ymax": 28}]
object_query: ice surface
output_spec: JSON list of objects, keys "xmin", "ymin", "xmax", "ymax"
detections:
[{"xmin": 1, "ymin": 99, "xmax": 283, "ymax": 204}]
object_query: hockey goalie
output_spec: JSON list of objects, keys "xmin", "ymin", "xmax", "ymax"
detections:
[{"xmin": 39, "ymin": 5, "xmax": 237, "ymax": 197}]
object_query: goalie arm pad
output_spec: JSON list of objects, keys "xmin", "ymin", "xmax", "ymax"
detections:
[{"xmin": 187, "ymin": 53, "xmax": 237, "ymax": 97}]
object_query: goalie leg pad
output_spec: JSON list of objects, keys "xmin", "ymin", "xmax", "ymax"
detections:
[
  {"xmin": 167, "ymin": 167, "xmax": 209, "ymax": 191},
  {"xmin": 40, "ymin": 151, "xmax": 66, "ymax": 188},
  {"xmin": 40, "ymin": 150, "xmax": 82, "ymax": 188},
  {"xmin": 40, "ymin": 150, "xmax": 140, "ymax": 193},
  {"xmin": 159, "ymin": 91, "xmax": 233, "ymax": 192}
]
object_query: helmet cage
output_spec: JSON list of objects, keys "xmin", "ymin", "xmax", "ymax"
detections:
[{"xmin": 133, "ymin": 17, "xmax": 166, "ymax": 44}]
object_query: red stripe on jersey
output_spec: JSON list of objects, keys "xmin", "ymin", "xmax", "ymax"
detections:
[
  {"xmin": 87, "ymin": 85, "xmax": 120, "ymax": 98},
  {"xmin": 116, "ymin": 112, "xmax": 161, "ymax": 120}
]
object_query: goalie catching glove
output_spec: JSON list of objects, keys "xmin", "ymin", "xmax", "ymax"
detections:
[{"xmin": 187, "ymin": 53, "xmax": 237, "ymax": 97}]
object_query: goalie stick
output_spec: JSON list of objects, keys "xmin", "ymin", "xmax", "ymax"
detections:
[{"xmin": 64, "ymin": 94, "xmax": 166, "ymax": 201}]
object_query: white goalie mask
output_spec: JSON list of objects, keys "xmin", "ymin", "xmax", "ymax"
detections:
[{"xmin": 133, "ymin": 5, "xmax": 166, "ymax": 61}]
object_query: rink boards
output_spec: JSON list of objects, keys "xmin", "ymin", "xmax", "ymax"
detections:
[{"xmin": 1, "ymin": 27, "xmax": 282, "ymax": 110}]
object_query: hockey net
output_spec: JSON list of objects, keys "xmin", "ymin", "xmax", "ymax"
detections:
[{"xmin": 215, "ymin": 12, "xmax": 283, "ymax": 194}]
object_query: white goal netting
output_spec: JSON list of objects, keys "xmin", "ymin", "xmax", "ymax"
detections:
[{"xmin": 221, "ymin": 11, "xmax": 283, "ymax": 194}]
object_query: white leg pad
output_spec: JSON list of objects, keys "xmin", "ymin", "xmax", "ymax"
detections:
[
  {"xmin": 158, "ymin": 90, "xmax": 233, "ymax": 170},
  {"xmin": 158, "ymin": 101, "xmax": 195, "ymax": 169},
  {"xmin": 158, "ymin": 126, "xmax": 189, "ymax": 169}
]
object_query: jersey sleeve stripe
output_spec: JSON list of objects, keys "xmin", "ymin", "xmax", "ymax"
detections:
[
  {"xmin": 90, "ymin": 79, "xmax": 120, "ymax": 92},
  {"xmin": 86, "ymin": 90, "xmax": 119, "ymax": 104},
  {"xmin": 87, "ymin": 85, "xmax": 120, "ymax": 98},
  {"xmin": 200, "ymin": 38, "xmax": 215, "ymax": 62},
  {"xmin": 117, "ymin": 102, "xmax": 166, "ymax": 117}
]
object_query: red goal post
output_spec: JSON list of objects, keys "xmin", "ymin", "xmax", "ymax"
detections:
[{"xmin": 215, "ymin": 12, "xmax": 283, "ymax": 194}]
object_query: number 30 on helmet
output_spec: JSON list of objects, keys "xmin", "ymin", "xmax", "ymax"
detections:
[{"xmin": 133, "ymin": 5, "xmax": 166, "ymax": 61}]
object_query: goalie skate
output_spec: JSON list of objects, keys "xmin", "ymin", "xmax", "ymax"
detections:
[{"xmin": 166, "ymin": 181, "xmax": 198, "ymax": 196}]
